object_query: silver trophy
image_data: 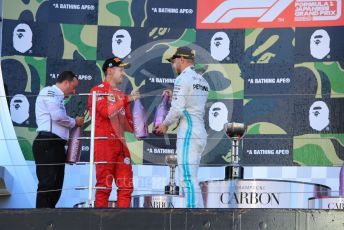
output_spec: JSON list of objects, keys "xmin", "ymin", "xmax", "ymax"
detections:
[
  {"xmin": 224, "ymin": 122, "xmax": 246, "ymax": 179},
  {"xmin": 164, "ymin": 154, "xmax": 179, "ymax": 195}
]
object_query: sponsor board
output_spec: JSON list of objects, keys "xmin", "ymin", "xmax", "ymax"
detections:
[
  {"xmin": 49, "ymin": 0, "xmax": 98, "ymax": 24},
  {"xmin": 201, "ymin": 179, "xmax": 331, "ymax": 208},
  {"xmin": 309, "ymin": 197, "xmax": 344, "ymax": 209},
  {"xmin": 242, "ymin": 135, "xmax": 293, "ymax": 165},
  {"xmin": 197, "ymin": 0, "xmax": 344, "ymax": 29}
]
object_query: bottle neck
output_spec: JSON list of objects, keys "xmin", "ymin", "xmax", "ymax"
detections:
[{"xmin": 162, "ymin": 94, "xmax": 168, "ymax": 104}]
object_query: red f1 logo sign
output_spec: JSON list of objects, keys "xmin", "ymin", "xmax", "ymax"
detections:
[
  {"xmin": 197, "ymin": 0, "xmax": 344, "ymax": 29},
  {"xmin": 202, "ymin": 0, "xmax": 293, "ymax": 23}
]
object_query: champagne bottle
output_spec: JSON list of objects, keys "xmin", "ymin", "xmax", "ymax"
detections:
[
  {"xmin": 132, "ymin": 99, "xmax": 148, "ymax": 139},
  {"xmin": 153, "ymin": 94, "xmax": 169, "ymax": 134},
  {"xmin": 66, "ymin": 126, "xmax": 82, "ymax": 163},
  {"xmin": 339, "ymin": 163, "xmax": 344, "ymax": 196}
]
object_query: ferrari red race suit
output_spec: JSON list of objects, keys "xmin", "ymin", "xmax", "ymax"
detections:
[{"xmin": 88, "ymin": 81, "xmax": 133, "ymax": 208}]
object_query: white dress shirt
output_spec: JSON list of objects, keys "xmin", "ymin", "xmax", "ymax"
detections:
[{"xmin": 35, "ymin": 85, "xmax": 75, "ymax": 140}]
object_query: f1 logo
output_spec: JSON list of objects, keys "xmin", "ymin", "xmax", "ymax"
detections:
[
  {"xmin": 202, "ymin": 0, "xmax": 294, "ymax": 23},
  {"xmin": 197, "ymin": 0, "xmax": 343, "ymax": 28}
]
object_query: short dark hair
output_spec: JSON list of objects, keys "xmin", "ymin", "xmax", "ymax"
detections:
[{"xmin": 56, "ymin": 71, "xmax": 78, "ymax": 83}]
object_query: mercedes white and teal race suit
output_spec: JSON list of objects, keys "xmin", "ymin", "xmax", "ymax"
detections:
[{"xmin": 163, "ymin": 66, "xmax": 209, "ymax": 208}]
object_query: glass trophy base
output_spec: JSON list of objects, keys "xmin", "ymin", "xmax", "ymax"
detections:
[
  {"xmin": 225, "ymin": 165, "xmax": 244, "ymax": 179},
  {"xmin": 165, "ymin": 185, "xmax": 179, "ymax": 195}
]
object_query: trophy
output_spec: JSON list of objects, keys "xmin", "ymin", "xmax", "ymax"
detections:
[
  {"xmin": 164, "ymin": 155, "xmax": 179, "ymax": 195},
  {"xmin": 224, "ymin": 122, "xmax": 246, "ymax": 179}
]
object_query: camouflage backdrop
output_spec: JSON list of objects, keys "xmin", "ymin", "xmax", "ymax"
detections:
[{"xmin": 1, "ymin": 0, "xmax": 344, "ymax": 166}]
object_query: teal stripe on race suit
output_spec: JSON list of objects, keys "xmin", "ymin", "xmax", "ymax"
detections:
[{"xmin": 183, "ymin": 110, "xmax": 195, "ymax": 208}]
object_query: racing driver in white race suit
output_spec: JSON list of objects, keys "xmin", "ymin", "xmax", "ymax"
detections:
[{"xmin": 155, "ymin": 46, "xmax": 209, "ymax": 208}]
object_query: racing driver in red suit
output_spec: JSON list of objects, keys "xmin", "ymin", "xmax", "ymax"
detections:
[{"xmin": 88, "ymin": 57, "xmax": 140, "ymax": 208}]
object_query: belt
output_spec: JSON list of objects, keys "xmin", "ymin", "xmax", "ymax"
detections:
[
  {"xmin": 38, "ymin": 131, "xmax": 60, "ymax": 138},
  {"xmin": 37, "ymin": 131, "xmax": 67, "ymax": 144}
]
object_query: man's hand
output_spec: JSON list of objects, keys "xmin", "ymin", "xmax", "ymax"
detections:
[
  {"xmin": 162, "ymin": 89, "xmax": 173, "ymax": 104},
  {"xmin": 75, "ymin": 116, "xmax": 84, "ymax": 127},
  {"xmin": 129, "ymin": 89, "xmax": 141, "ymax": 101},
  {"xmin": 154, "ymin": 123, "xmax": 168, "ymax": 135}
]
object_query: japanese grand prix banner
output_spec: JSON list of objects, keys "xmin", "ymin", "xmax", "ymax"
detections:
[
  {"xmin": 1, "ymin": 0, "xmax": 344, "ymax": 167},
  {"xmin": 197, "ymin": 0, "xmax": 344, "ymax": 29}
]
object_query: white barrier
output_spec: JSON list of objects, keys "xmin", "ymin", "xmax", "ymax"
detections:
[{"xmin": 0, "ymin": 66, "xmax": 36, "ymax": 208}]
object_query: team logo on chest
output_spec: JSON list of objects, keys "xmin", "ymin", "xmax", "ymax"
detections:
[
  {"xmin": 120, "ymin": 107, "xmax": 125, "ymax": 115},
  {"xmin": 124, "ymin": 157, "xmax": 131, "ymax": 165},
  {"xmin": 108, "ymin": 94, "xmax": 116, "ymax": 102}
]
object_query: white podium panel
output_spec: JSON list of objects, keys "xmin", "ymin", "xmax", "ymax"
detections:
[
  {"xmin": 73, "ymin": 200, "xmax": 116, "ymax": 208},
  {"xmin": 308, "ymin": 197, "xmax": 344, "ymax": 209},
  {"xmin": 201, "ymin": 179, "xmax": 331, "ymax": 209},
  {"xmin": 132, "ymin": 195, "xmax": 185, "ymax": 208}
]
